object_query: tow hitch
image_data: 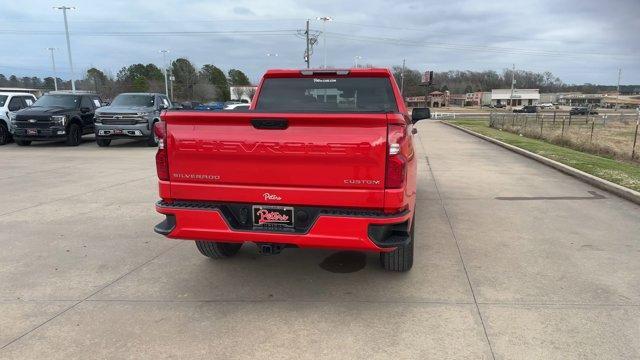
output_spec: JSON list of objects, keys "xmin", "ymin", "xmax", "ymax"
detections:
[{"xmin": 257, "ymin": 243, "xmax": 285, "ymax": 255}]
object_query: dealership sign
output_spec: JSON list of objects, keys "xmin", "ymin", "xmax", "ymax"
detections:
[{"xmin": 421, "ymin": 71, "xmax": 433, "ymax": 85}]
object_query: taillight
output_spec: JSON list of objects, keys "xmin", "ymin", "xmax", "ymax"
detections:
[
  {"xmin": 385, "ymin": 125, "xmax": 407, "ymax": 189},
  {"xmin": 154, "ymin": 121, "xmax": 169, "ymax": 181}
]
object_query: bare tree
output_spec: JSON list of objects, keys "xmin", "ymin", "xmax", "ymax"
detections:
[
  {"xmin": 231, "ymin": 87, "xmax": 246, "ymax": 100},
  {"xmin": 193, "ymin": 81, "xmax": 218, "ymax": 102},
  {"xmin": 246, "ymin": 87, "xmax": 256, "ymax": 100}
]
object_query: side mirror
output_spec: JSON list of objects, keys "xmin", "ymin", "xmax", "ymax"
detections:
[
  {"xmin": 411, "ymin": 107, "xmax": 431, "ymax": 123},
  {"xmin": 8, "ymin": 105, "xmax": 20, "ymax": 112},
  {"xmin": 159, "ymin": 103, "xmax": 168, "ymax": 110}
]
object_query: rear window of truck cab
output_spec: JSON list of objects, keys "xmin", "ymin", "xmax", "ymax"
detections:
[{"xmin": 255, "ymin": 77, "xmax": 398, "ymax": 113}]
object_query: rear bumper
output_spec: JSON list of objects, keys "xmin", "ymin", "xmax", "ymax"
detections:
[{"xmin": 155, "ymin": 201, "xmax": 412, "ymax": 252}]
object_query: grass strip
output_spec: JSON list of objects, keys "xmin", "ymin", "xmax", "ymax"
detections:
[{"xmin": 447, "ymin": 120, "xmax": 640, "ymax": 192}]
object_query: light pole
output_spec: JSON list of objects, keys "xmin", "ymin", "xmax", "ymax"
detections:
[
  {"xmin": 169, "ymin": 75, "xmax": 175, "ymax": 102},
  {"xmin": 400, "ymin": 59, "xmax": 406, "ymax": 96},
  {"xmin": 53, "ymin": 6, "xmax": 76, "ymax": 92},
  {"xmin": 508, "ymin": 64, "xmax": 515, "ymax": 109},
  {"xmin": 267, "ymin": 53, "xmax": 279, "ymax": 67},
  {"xmin": 160, "ymin": 50, "xmax": 170, "ymax": 97},
  {"xmin": 353, "ymin": 56, "xmax": 362, "ymax": 68},
  {"xmin": 47, "ymin": 47, "xmax": 58, "ymax": 91},
  {"xmin": 316, "ymin": 16, "xmax": 332, "ymax": 68}
]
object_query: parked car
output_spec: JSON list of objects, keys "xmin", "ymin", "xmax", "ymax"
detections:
[
  {"xmin": 0, "ymin": 92, "xmax": 37, "ymax": 145},
  {"xmin": 223, "ymin": 103, "xmax": 250, "ymax": 110},
  {"xmin": 94, "ymin": 92, "xmax": 171, "ymax": 147},
  {"xmin": 173, "ymin": 101, "xmax": 201, "ymax": 110},
  {"xmin": 12, "ymin": 92, "xmax": 101, "ymax": 146},
  {"xmin": 537, "ymin": 103, "xmax": 554, "ymax": 109},
  {"xmin": 493, "ymin": 103, "xmax": 506, "ymax": 108},
  {"xmin": 194, "ymin": 101, "xmax": 225, "ymax": 111},
  {"xmin": 153, "ymin": 68, "xmax": 421, "ymax": 272},
  {"xmin": 513, "ymin": 105, "xmax": 538, "ymax": 113},
  {"xmin": 570, "ymin": 107, "xmax": 598, "ymax": 115}
]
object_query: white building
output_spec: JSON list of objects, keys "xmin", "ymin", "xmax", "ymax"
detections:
[{"xmin": 491, "ymin": 89, "xmax": 540, "ymax": 107}]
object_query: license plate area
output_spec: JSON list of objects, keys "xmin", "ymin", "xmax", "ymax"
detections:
[
  {"xmin": 252, "ymin": 205, "xmax": 294, "ymax": 229},
  {"xmin": 27, "ymin": 129, "xmax": 37, "ymax": 135}
]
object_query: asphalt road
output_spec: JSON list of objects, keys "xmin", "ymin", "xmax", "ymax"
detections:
[{"xmin": 1, "ymin": 121, "xmax": 639, "ymax": 359}]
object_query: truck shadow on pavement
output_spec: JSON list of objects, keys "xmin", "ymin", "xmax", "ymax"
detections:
[{"xmin": 319, "ymin": 251, "xmax": 367, "ymax": 273}]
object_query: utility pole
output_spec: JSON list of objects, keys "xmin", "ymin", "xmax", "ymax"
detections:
[
  {"xmin": 47, "ymin": 47, "xmax": 58, "ymax": 91},
  {"xmin": 316, "ymin": 16, "xmax": 332, "ymax": 68},
  {"xmin": 54, "ymin": 6, "xmax": 76, "ymax": 92},
  {"xmin": 160, "ymin": 50, "xmax": 170, "ymax": 97},
  {"xmin": 615, "ymin": 68, "xmax": 622, "ymax": 111},
  {"xmin": 509, "ymin": 63, "xmax": 515, "ymax": 109},
  {"xmin": 305, "ymin": 19, "xmax": 310, "ymax": 68},
  {"xmin": 400, "ymin": 59, "xmax": 406, "ymax": 96}
]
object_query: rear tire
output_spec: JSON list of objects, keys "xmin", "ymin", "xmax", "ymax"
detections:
[
  {"xmin": 380, "ymin": 216, "xmax": 414, "ymax": 272},
  {"xmin": 195, "ymin": 241, "xmax": 242, "ymax": 259},
  {"xmin": 65, "ymin": 123, "xmax": 82, "ymax": 146},
  {"xmin": 0, "ymin": 122, "xmax": 9, "ymax": 145},
  {"xmin": 96, "ymin": 138, "xmax": 111, "ymax": 147},
  {"xmin": 146, "ymin": 128, "xmax": 158, "ymax": 147},
  {"xmin": 16, "ymin": 139, "xmax": 31, "ymax": 146}
]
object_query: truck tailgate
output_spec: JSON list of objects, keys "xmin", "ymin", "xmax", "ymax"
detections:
[{"xmin": 163, "ymin": 111, "xmax": 388, "ymax": 208}]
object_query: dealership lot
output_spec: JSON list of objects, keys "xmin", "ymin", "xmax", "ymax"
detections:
[{"xmin": 1, "ymin": 121, "xmax": 639, "ymax": 359}]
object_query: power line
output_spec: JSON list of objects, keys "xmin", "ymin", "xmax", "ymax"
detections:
[
  {"xmin": 0, "ymin": 29, "xmax": 300, "ymax": 37},
  {"xmin": 330, "ymin": 20, "xmax": 614, "ymax": 46},
  {"xmin": 2, "ymin": 26, "xmax": 626, "ymax": 59},
  {"xmin": 0, "ymin": 17, "xmax": 305, "ymax": 24},
  {"xmin": 323, "ymin": 31, "xmax": 634, "ymax": 59}
]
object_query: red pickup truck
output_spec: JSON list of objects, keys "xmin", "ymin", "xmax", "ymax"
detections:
[{"xmin": 154, "ymin": 68, "xmax": 428, "ymax": 271}]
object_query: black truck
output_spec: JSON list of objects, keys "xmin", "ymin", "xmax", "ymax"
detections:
[{"xmin": 12, "ymin": 92, "xmax": 102, "ymax": 146}]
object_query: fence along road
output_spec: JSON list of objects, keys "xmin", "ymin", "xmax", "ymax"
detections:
[{"xmin": 489, "ymin": 111, "xmax": 640, "ymax": 161}]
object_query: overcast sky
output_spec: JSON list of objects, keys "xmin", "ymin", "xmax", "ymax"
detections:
[{"xmin": 1, "ymin": 0, "xmax": 638, "ymax": 85}]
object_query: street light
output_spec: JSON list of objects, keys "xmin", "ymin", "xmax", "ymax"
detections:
[
  {"xmin": 266, "ymin": 53, "xmax": 279, "ymax": 68},
  {"xmin": 353, "ymin": 56, "xmax": 362, "ymax": 68},
  {"xmin": 316, "ymin": 16, "xmax": 332, "ymax": 68},
  {"xmin": 53, "ymin": 6, "xmax": 76, "ymax": 92},
  {"xmin": 160, "ymin": 50, "xmax": 170, "ymax": 97},
  {"xmin": 47, "ymin": 47, "xmax": 58, "ymax": 91}
]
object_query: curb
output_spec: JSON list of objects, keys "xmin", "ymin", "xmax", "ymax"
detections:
[{"xmin": 442, "ymin": 121, "xmax": 640, "ymax": 206}]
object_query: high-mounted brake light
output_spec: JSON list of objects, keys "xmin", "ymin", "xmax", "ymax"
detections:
[
  {"xmin": 386, "ymin": 125, "xmax": 407, "ymax": 189},
  {"xmin": 154, "ymin": 121, "xmax": 169, "ymax": 181},
  {"xmin": 300, "ymin": 70, "xmax": 350, "ymax": 76}
]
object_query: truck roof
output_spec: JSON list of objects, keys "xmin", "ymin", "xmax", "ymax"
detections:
[
  {"xmin": 117, "ymin": 92, "xmax": 164, "ymax": 96},
  {"xmin": 0, "ymin": 92, "xmax": 35, "ymax": 97},
  {"xmin": 263, "ymin": 68, "xmax": 393, "ymax": 78}
]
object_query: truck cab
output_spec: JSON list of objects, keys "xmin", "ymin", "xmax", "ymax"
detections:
[
  {"xmin": 94, "ymin": 93, "xmax": 171, "ymax": 147},
  {"xmin": 12, "ymin": 92, "xmax": 101, "ymax": 146}
]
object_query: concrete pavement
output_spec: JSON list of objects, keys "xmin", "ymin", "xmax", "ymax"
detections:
[{"xmin": 0, "ymin": 123, "xmax": 638, "ymax": 359}]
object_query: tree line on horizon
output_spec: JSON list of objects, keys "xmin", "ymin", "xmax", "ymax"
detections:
[
  {"xmin": 392, "ymin": 66, "xmax": 638, "ymax": 96},
  {"xmin": 2, "ymin": 63, "xmax": 636, "ymax": 101},
  {"xmin": 0, "ymin": 58, "xmax": 252, "ymax": 102}
]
